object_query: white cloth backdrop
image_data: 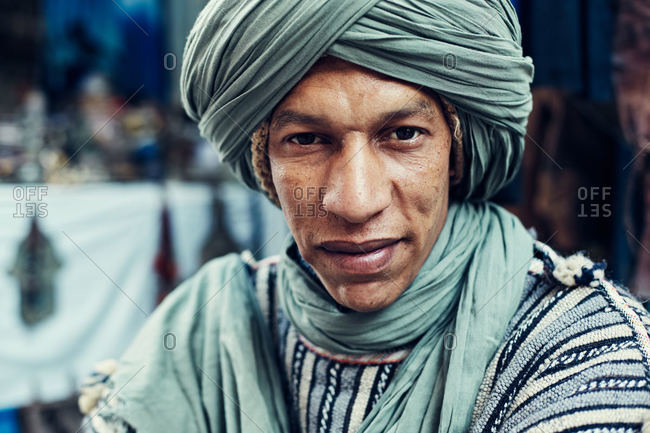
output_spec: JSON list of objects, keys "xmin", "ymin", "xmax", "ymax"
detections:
[{"xmin": 0, "ymin": 181, "xmax": 287, "ymax": 408}]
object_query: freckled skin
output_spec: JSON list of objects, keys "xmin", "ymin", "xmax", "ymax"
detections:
[{"xmin": 268, "ymin": 57, "xmax": 453, "ymax": 312}]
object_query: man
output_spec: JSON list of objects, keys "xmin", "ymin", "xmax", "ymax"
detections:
[{"xmin": 79, "ymin": 1, "xmax": 650, "ymax": 432}]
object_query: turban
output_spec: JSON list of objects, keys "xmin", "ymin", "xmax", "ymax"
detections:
[{"xmin": 180, "ymin": 0, "xmax": 534, "ymax": 200}]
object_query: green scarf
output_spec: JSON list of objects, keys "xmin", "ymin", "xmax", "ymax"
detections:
[
  {"xmin": 279, "ymin": 201, "xmax": 533, "ymax": 431},
  {"xmin": 102, "ymin": 201, "xmax": 532, "ymax": 433}
]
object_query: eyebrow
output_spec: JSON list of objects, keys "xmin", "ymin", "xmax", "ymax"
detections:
[{"xmin": 271, "ymin": 98, "xmax": 437, "ymax": 132}]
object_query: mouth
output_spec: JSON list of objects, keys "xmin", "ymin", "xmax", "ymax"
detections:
[{"xmin": 317, "ymin": 238, "xmax": 403, "ymax": 275}]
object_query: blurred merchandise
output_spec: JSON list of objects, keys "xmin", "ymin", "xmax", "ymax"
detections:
[
  {"xmin": 153, "ymin": 201, "xmax": 178, "ymax": 303},
  {"xmin": 509, "ymin": 0, "xmax": 649, "ymax": 300},
  {"xmin": 9, "ymin": 218, "xmax": 62, "ymax": 325},
  {"xmin": 0, "ymin": 183, "xmax": 206, "ymax": 408},
  {"xmin": 0, "ymin": 76, "xmax": 223, "ymax": 185},
  {"xmin": 200, "ymin": 195, "xmax": 241, "ymax": 264},
  {"xmin": 612, "ymin": 0, "xmax": 650, "ymax": 298},
  {"xmin": 0, "ymin": 181, "xmax": 286, "ymax": 409}
]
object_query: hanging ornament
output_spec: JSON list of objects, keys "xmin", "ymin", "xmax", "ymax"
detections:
[
  {"xmin": 154, "ymin": 202, "xmax": 178, "ymax": 304},
  {"xmin": 9, "ymin": 217, "xmax": 61, "ymax": 325}
]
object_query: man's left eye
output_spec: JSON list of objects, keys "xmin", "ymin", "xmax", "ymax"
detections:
[
  {"xmin": 288, "ymin": 133, "xmax": 323, "ymax": 145},
  {"xmin": 390, "ymin": 127, "xmax": 421, "ymax": 141}
]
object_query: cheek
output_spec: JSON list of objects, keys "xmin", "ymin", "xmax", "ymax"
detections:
[
  {"xmin": 270, "ymin": 161, "xmax": 325, "ymax": 235},
  {"xmin": 393, "ymin": 145, "xmax": 450, "ymax": 215},
  {"xmin": 271, "ymin": 151, "xmax": 330, "ymax": 199},
  {"xmin": 270, "ymin": 165, "xmax": 300, "ymax": 227},
  {"xmin": 270, "ymin": 164, "xmax": 293, "ymax": 204}
]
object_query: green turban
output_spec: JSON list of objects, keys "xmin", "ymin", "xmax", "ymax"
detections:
[{"xmin": 180, "ymin": 0, "xmax": 534, "ymax": 200}]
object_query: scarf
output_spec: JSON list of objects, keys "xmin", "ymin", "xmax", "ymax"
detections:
[
  {"xmin": 278, "ymin": 201, "xmax": 533, "ymax": 431},
  {"xmin": 101, "ymin": 201, "xmax": 533, "ymax": 433}
]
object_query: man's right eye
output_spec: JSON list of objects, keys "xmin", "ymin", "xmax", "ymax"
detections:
[{"xmin": 288, "ymin": 133, "xmax": 322, "ymax": 145}]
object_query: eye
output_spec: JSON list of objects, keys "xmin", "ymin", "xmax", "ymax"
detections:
[
  {"xmin": 389, "ymin": 126, "xmax": 422, "ymax": 141},
  {"xmin": 288, "ymin": 133, "xmax": 325, "ymax": 145}
]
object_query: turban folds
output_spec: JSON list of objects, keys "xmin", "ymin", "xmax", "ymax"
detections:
[{"xmin": 180, "ymin": 0, "xmax": 534, "ymax": 200}]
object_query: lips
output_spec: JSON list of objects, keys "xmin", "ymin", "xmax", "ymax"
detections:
[
  {"xmin": 320, "ymin": 238, "xmax": 401, "ymax": 254},
  {"xmin": 318, "ymin": 238, "xmax": 402, "ymax": 274}
]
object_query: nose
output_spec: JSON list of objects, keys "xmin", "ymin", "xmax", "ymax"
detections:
[{"xmin": 322, "ymin": 134, "xmax": 391, "ymax": 224}]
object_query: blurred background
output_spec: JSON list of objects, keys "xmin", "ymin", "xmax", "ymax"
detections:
[{"xmin": 0, "ymin": 0, "xmax": 647, "ymax": 431}]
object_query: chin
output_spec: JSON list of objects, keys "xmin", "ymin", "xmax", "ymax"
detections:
[{"xmin": 331, "ymin": 279, "xmax": 401, "ymax": 313}]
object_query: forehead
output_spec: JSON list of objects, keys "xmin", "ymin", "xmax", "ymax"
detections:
[{"xmin": 272, "ymin": 56, "xmax": 440, "ymax": 121}]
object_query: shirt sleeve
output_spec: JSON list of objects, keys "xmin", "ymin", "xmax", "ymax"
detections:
[{"xmin": 470, "ymin": 278, "xmax": 650, "ymax": 433}]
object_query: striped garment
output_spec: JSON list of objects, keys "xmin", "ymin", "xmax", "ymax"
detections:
[
  {"xmin": 79, "ymin": 240, "xmax": 650, "ymax": 433},
  {"xmin": 254, "ymin": 258, "xmax": 413, "ymax": 433},
  {"xmin": 469, "ymin": 241, "xmax": 650, "ymax": 433}
]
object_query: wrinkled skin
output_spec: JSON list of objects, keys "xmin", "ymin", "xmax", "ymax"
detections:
[{"xmin": 268, "ymin": 56, "xmax": 454, "ymax": 312}]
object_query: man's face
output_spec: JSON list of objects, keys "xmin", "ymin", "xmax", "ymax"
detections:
[{"xmin": 268, "ymin": 57, "xmax": 453, "ymax": 312}]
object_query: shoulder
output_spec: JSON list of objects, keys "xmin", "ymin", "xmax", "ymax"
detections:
[
  {"xmin": 78, "ymin": 251, "xmax": 260, "ymax": 433},
  {"xmin": 526, "ymin": 240, "xmax": 650, "ymax": 350},
  {"xmin": 139, "ymin": 251, "xmax": 262, "ymax": 333},
  {"xmin": 471, "ymin": 240, "xmax": 650, "ymax": 433}
]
